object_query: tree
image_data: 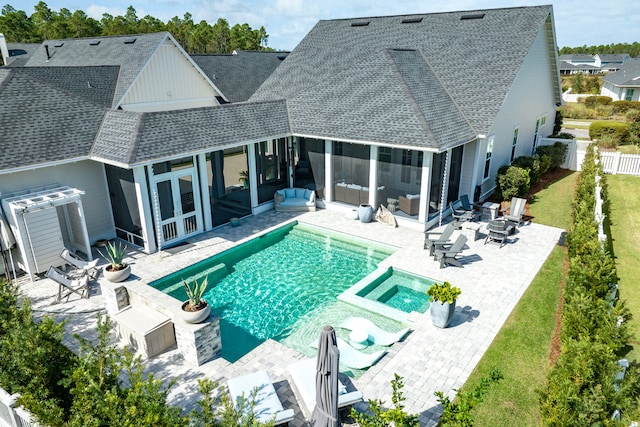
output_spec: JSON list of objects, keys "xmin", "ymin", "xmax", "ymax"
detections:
[
  {"xmin": 0, "ymin": 5, "xmax": 36, "ymax": 42},
  {"xmin": 570, "ymin": 73, "xmax": 585, "ymax": 93}
]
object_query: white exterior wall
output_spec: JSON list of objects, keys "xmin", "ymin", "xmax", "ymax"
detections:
[
  {"xmin": 480, "ymin": 25, "xmax": 558, "ymax": 196},
  {"xmin": 601, "ymin": 82, "xmax": 623, "ymax": 101},
  {"xmin": 0, "ymin": 161, "xmax": 115, "ymax": 243},
  {"xmin": 120, "ymin": 40, "xmax": 221, "ymax": 112}
]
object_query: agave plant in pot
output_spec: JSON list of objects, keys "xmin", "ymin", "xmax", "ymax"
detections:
[
  {"xmin": 427, "ymin": 281, "xmax": 461, "ymax": 328},
  {"xmin": 181, "ymin": 276, "xmax": 211, "ymax": 324},
  {"xmin": 98, "ymin": 241, "xmax": 131, "ymax": 283}
]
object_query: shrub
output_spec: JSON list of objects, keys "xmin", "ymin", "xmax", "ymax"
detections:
[
  {"xmin": 536, "ymin": 142, "xmax": 568, "ymax": 169},
  {"xmin": 612, "ymin": 100, "xmax": 634, "ymax": 114},
  {"xmin": 589, "ymin": 121, "xmax": 630, "ymax": 144},
  {"xmin": 584, "ymin": 95, "xmax": 612, "ymax": 108},
  {"xmin": 512, "ymin": 155, "xmax": 541, "ymax": 184},
  {"xmin": 351, "ymin": 373, "xmax": 419, "ymax": 427},
  {"xmin": 553, "ymin": 109, "xmax": 563, "ymax": 135},
  {"xmin": 598, "ymin": 133, "xmax": 619, "ymax": 149},
  {"xmin": 538, "ymin": 153, "xmax": 551, "ymax": 175},
  {"xmin": 496, "ymin": 166, "xmax": 530, "ymax": 201}
]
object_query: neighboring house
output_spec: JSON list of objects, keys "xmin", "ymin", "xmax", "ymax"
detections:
[
  {"xmin": 558, "ymin": 53, "xmax": 630, "ymax": 74},
  {"xmin": 596, "ymin": 53, "xmax": 630, "ymax": 72},
  {"xmin": 600, "ymin": 58, "xmax": 640, "ymax": 101},
  {"xmin": 0, "ymin": 5, "xmax": 562, "ymax": 280}
]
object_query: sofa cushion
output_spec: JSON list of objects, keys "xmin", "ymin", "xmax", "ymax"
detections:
[
  {"xmin": 295, "ymin": 188, "xmax": 306, "ymax": 199},
  {"xmin": 285, "ymin": 188, "xmax": 296, "ymax": 198},
  {"xmin": 304, "ymin": 189, "xmax": 313, "ymax": 200}
]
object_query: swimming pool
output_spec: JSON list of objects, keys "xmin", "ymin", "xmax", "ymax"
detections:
[{"xmin": 149, "ymin": 221, "xmax": 396, "ymax": 361}]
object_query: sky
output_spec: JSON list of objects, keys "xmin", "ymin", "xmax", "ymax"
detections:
[{"xmin": 5, "ymin": 0, "xmax": 640, "ymax": 51}]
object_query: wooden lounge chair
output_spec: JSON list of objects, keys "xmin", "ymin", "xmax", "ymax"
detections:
[
  {"xmin": 226, "ymin": 370, "xmax": 294, "ymax": 425},
  {"xmin": 424, "ymin": 223, "xmax": 456, "ymax": 256},
  {"xmin": 449, "ymin": 200, "xmax": 474, "ymax": 228},
  {"xmin": 501, "ymin": 197, "xmax": 527, "ymax": 227},
  {"xmin": 60, "ymin": 248, "xmax": 99, "ymax": 279},
  {"xmin": 484, "ymin": 220, "xmax": 514, "ymax": 248},
  {"xmin": 434, "ymin": 234, "xmax": 468, "ymax": 268},
  {"xmin": 45, "ymin": 265, "xmax": 89, "ymax": 302}
]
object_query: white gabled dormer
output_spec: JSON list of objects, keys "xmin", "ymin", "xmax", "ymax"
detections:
[{"xmin": 118, "ymin": 33, "xmax": 226, "ymax": 112}]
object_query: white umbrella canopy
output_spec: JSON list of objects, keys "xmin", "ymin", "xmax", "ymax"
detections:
[{"xmin": 311, "ymin": 325, "xmax": 341, "ymax": 427}]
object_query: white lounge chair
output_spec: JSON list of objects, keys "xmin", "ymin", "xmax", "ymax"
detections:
[
  {"xmin": 287, "ymin": 357, "xmax": 363, "ymax": 420},
  {"xmin": 310, "ymin": 337, "xmax": 387, "ymax": 370},
  {"xmin": 45, "ymin": 265, "xmax": 89, "ymax": 302},
  {"xmin": 60, "ymin": 248, "xmax": 99, "ymax": 279},
  {"xmin": 338, "ymin": 317, "xmax": 410, "ymax": 346},
  {"xmin": 226, "ymin": 370, "xmax": 295, "ymax": 425}
]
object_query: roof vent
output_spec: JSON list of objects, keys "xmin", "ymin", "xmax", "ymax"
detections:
[
  {"xmin": 54, "ymin": 42, "xmax": 64, "ymax": 48},
  {"xmin": 401, "ymin": 17, "xmax": 423, "ymax": 24},
  {"xmin": 89, "ymin": 40, "xmax": 100, "ymax": 46},
  {"xmin": 350, "ymin": 21, "xmax": 370, "ymax": 27},
  {"xmin": 124, "ymin": 38, "xmax": 136, "ymax": 44},
  {"xmin": 461, "ymin": 13, "xmax": 485, "ymax": 20},
  {"xmin": 276, "ymin": 54, "xmax": 287, "ymax": 60}
]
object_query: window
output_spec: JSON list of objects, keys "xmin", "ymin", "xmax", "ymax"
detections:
[
  {"xmin": 483, "ymin": 136, "xmax": 494, "ymax": 181},
  {"xmin": 510, "ymin": 127, "xmax": 519, "ymax": 162},
  {"xmin": 625, "ymin": 89, "xmax": 635, "ymax": 101},
  {"xmin": 378, "ymin": 147, "xmax": 392, "ymax": 172}
]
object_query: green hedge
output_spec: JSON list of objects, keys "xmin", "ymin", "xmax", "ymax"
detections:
[
  {"xmin": 584, "ymin": 95, "xmax": 613, "ymax": 108},
  {"xmin": 539, "ymin": 144, "xmax": 640, "ymax": 425},
  {"xmin": 537, "ymin": 142, "xmax": 568, "ymax": 170},
  {"xmin": 612, "ymin": 100, "xmax": 640, "ymax": 114},
  {"xmin": 589, "ymin": 121, "xmax": 630, "ymax": 144}
]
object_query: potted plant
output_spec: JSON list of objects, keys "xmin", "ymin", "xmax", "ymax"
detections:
[
  {"xmin": 181, "ymin": 276, "xmax": 211, "ymax": 324},
  {"xmin": 98, "ymin": 241, "xmax": 131, "ymax": 282},
  {"xmin": 427, "ymin": 281, "xmax": 461, "ymax": 328},
  {"xmin": 239, "ymin": 170, "xmax": 249, "ymax": 188}
]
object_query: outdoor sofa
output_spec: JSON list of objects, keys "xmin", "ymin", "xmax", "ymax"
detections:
[{"xmin": 274, "ymin": 188, "xmax": 316, "ymax": 212}]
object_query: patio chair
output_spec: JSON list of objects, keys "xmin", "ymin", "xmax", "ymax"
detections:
[
  {"xmin": 60, "ymin": 248, "xmax": 99, "ymax": 279},
  {"xmin": 459, "ymin": 194, "xmax": 481, "ymax": 212},
  {"xmin": 338, "ymin": 317, "xmax": 410, "ymax": 346},
  {"xmin": 449, "ymin": 200, "xmax": 474, "ymax": 228},
  {"xmin": 501, "ymin": 197, "xmax": 527, "ymax": 227},
  {"xmin": 226, "ymin": 370, "xmax": 294, "ymax": 425},
  {"xmin": 484, "ymin": 220, "xmax": 514, "ymax": 248},
  {"xmin": 434, "ymin": 234, "xmax": 468, "ymax": 268},
  {"xmin": 310, "ymin": 337, "xmax": 387, "ymax": 369},
  {"xmin": 424, "ymin": 223, "xmax": 456, "ymax": 256},
  {"xmin": 288, "ymin": 357, "xmax": 363, "ymax": 420},
  {"xmin": 45, "ymin": 265, "xmax": 90, "ymax": 302}
]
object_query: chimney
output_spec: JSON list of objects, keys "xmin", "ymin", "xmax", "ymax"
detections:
[{"xmin": 0, "ymin": 34, "xmax": 9, "ymax": 66}]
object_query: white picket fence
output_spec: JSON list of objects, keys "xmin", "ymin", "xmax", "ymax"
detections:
[
  {"xmin": 599, "ymin": 151, "xmax": 640, "ymax": 176},
  {"xmin": 0, "ymin": 387, "xmax": 39, "ymax": 427}
]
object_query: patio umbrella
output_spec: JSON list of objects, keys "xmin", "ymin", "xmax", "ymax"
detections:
[{"xmin": 311, "ymin": 325, "xmax": 341, "ymax": 427}]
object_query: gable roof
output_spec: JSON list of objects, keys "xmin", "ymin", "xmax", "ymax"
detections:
[
  {"xmin": 4, "ymin": 42, "xmax": 39, "ymax": 67},
  {"xmin": 251, "ymin": 5, "xmax": 557, "ymax": 148},
  {"xmin": 23, "ymin": 32, "xmax": 220, "ymax": 108},
  {"xmin": 0, "ymin": 66, "xmax": 118, "ymax": 172},
  {"xmin": 91, "ymin": 100, "xmax": 290, "ymax": 166},
  {"xmin": 596, "ymin": 53, "xmax": 629, "ymax": 63},
  {"xmin": 602, "ymin": 58, "xmax": 640, "ymax": 86},
  {"xmin": 192, "ymin": 50, "xmax": 289, "ymax": 103}
]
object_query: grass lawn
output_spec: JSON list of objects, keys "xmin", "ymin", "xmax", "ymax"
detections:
[
  {"xmin": 457, "ymin": 170, "xmax": 576, "ymax": 426},
  {"xmin": 606, "ymin": 175, "xmax": 640, "ymax": 362}
]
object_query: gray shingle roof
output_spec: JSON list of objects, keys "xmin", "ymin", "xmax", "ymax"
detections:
[
  {"xmin": 25, "ymin": 32, "xmax": 168, "ymax": 108},
  {"xmin": 0, "ymin": 66, "xmax": 117, "ymax": 171},
  {"xmin": 92, "ymin": 100, "xmax": 290, "ymax": 165},
  {"xmin": 251, "ymin": 5, "xmax": 555, "ymax": 147},
  {"xmin": 602, "ymin": 58, "xmax": 640, "ymax": 86},
  {"xmin": 5, "ymin": 42, "xmax": 39, "ymax": 66},
  {"xmin": 192, "ymin": 50, "xmax": 289, "ymax": 103}
]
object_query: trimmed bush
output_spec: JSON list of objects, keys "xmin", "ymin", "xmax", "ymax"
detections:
[
  {"xmin": 612, "ymin": 100, "xmax": 640, "ymax": 114},
  {"xmin": 536, "ymin": 142, "xmax": 568, "ymax": 169},
  {"xmin": 496, "ymin": 165, "xmax": 530, "ymax": 201},
  {"xmin": 589, "ymin": 121, "xmax": 630, "ymax": 144},
  {"xmin": 584, "ymin": 95, "xmax": 612, "ymax": 108}
]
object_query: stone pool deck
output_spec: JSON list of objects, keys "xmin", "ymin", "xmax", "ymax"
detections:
[{"xmin": 19, "ymin": 207, "xmax": 563, "ymax": 426}]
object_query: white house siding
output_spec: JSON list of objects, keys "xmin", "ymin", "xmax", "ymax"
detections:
[
  {"xmin": 22, "ymin": 207, "xmax": 65, "ymax": 274},
  {"xmin": 120, "ymin": 41, "xmax": 221, "ymax": 112},
  {"xmin": 600, "ymin": 82, "xmax": 622, "ymax": 100},
  {"xmin": 0, "ymin": 161, "xmax": 114, "ymax": 244},
  {"xmin": 459, "ymin": 142, "xmax": 477, "ymax": 199},
  {"xmin": 480, "ymin": 25, "xmax": 557, "ymax": 196}
]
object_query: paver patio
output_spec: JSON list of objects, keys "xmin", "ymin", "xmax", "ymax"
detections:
[{"xmin": 18, "ymin": 207, "xmax": 563, "ymax": 426}]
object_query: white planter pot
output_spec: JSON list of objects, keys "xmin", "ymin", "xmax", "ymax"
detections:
[
  {"xmin": 430, "ymin": 300, "xmax": 456, "ymax": 328},
  {"xmin": 103, "ymin": 264, "xmax": 131, "ymax": 283},
  {"xmin": 181, "ymin": 302, "xmax": 211, "ymax": 324}
]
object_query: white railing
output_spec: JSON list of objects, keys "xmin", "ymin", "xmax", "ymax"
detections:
[
  {"xmin": 0, "ymin": 387, "xmax": 40, "ymax": 427},
  {"xmin": 600, "ymin": 151, "xmax": 640, "ymax": 176}
]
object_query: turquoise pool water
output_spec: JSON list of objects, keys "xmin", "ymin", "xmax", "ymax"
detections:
[
  {"xmin": 150, "ymin": 222, "xmax": 396, "ymax": 362},
  {"xmin": 357, "ymin": 268, "xmax": 435, "ymax": 314}
]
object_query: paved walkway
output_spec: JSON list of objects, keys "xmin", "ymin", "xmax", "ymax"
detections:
[{"xmin": 20, "ymin": 207, "xmax": 563, "ymax": 426}]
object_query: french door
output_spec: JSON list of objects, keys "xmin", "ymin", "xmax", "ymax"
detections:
[{"xmin": 152, "ymin": 170, "xmax": 202, "ymax": 246}]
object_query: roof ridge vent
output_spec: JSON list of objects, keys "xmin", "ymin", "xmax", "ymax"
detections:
[
  {"xmin": 350, "ymin": 21, "xmax": 370, "ymax": 27},
  {"xmin": 461, "ymin": 13, "xmax": 485, "ymax": 20},
  {"xmin": 54, "ymin": 42, "xmax": 64, "ymax": 47},
  {"xmin": 89, "ymin": 40, "xmax": 100, "ymax": 46},
  {"xmin": 124, "ymin": 38, "xmax": 136, "ymax": 44},
  {"xmin": 401, "ymin": 17, "xmax": 423, "ymax": 24}
]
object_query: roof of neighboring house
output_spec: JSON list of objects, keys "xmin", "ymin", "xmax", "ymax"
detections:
[
  {"xmin": 602, "ymin": 58, "xmax": 640, "ymax": 86},
  {"xmin": 192, "ymin": 50, "xmax": 289, "ymax": 103},
  {"xmin": 0, "ymin": 66, "xmax": 118, "ymax": 171},
  {"xmin": 4, "ymin": 42, "xmax": 39, "ymax": 66},
  {"xmin": 596, "ymin": 53, "xmax": 629, "ymax": 63},
  {"xmin": 91, "ymin": 100, "xmax": 290, "ymax": 166},
  {"xmin": 559, "ymin": 54, "xmax": 596, "ymax": 63},
  {"xmin": 24, "ymin": 32, "xmax": 176, "ymax": 108},
  {"xmin": 251, "ymin": 5, "xmax": 557, "ymax": 149}
]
